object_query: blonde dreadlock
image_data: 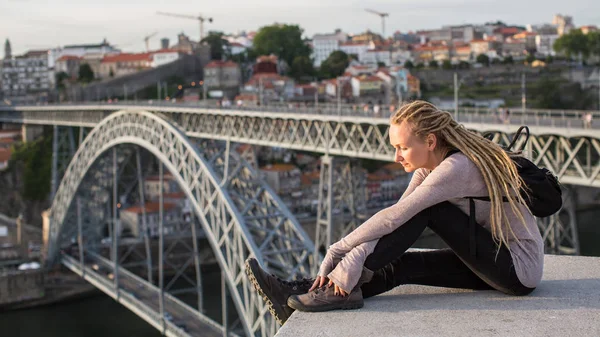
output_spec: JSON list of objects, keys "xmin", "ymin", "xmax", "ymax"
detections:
[{"xmin": 391, "ymin": 100, "xmax": 530, "ymax": 250}]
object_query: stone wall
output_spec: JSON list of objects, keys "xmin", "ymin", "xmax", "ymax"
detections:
[
  {"xmin": 0, "ymin": 269, "xmax": 45, "ymax": 305},
  {"xmin": 68, "ymin": 54, "xmax": 204, "ymax": 102}
]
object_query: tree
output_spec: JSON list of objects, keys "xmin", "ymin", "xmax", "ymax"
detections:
[
  {"xmin": 289, "ymin": 55, "xmax": 316, "ymax": 82},
  {"xmin": 458, "ymin": 61, "xmax": 470, "ymax": 69},
  {"xmin": 55, "ymin": 71, "xmax": 69, "ymax": 90},
  {"xmin": 201, "ymin": 31, "xmax": 230, "ymax": 60},
  {"xmin": 502, "ymin": 55, "xmax": 514, "ymax": 64},
  {"xmin": 377, "ymin": 61, "xmax": 386, "ymax": 68},
  {"xmin": 78, "ymin": 63, "xmax": 95, "ymax": 83},
  {"xmin": 319, "ymin": 50, "xmax": 350, "ymax": 79},
  {"xmin": 442, "ymin": 60, "xmax": 452, "ymax": 69},
  {"xmin": 554, "ymin": 29, "xmax": 590, "ymax": 59},
  {"xmin": 253, "ymin": 24, "xmax": 311, "ymax": 68},
  {"xmin": 525, "ymin": 54, "xmax": 536, "ymax": 64},
  {"xmin": 587, "ymin": 31, "xmax": 600, "ymax": 59},
  {"xmin": 404, "ymin": 60, "xmax": 414, "ymax": 69},
  {"xmin": 476, "ymin": 53, "xmax": 490, "ymax": 66},
  {"xmin": 428, "ymin": 60, "xmax": 439, "ymax": 68},
  {"xmin": 416, "ymin": 62, "xmax": 425, "ymax": 69}
]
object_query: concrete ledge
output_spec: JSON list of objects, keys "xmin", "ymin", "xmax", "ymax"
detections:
[{"xmin": 276, "ymin": 255, "xmax": 600, "ymax": 337}]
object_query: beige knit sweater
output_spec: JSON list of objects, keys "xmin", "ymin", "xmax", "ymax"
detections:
[{"xmin": 319, "ymin": 152, "xmax": 544, "ymax": 293}]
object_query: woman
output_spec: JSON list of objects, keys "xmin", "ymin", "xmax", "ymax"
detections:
[{"xmin": 246, "ymin": 100, "xmax": 543, "ymax": 324}]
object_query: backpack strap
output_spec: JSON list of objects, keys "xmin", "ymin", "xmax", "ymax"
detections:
[
  {"xmin": 469, "ymin": 198, "xmax": 477, "ymax": 257},
  {"xmin": 507, "ymin": 126, "xmax": 530, "ymax": 152}
]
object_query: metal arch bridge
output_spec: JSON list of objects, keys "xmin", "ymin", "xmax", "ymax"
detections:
[{"xmin": 0, "ymin": 105, "xmax": 599, "ymax": 337}]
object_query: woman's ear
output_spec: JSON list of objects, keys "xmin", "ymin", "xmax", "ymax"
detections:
[{"xmin": 427, "ymin": 133, "xmax": 437, "ymax": 151}]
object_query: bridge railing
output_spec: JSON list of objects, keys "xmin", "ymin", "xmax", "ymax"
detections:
[{"xmin": 3, "ymin": 102, "xmax": 600, "ymax": 129}]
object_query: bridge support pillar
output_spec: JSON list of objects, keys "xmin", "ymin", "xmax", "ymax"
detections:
[
  {"xmin": 51, "ymin": 126, "xmax": 76, "ymax": 201},
  {"xmin": 537, "ymin": 185, "xmax": 580, "ymax": 255},
  {"xmin": 314, "ymin": 155, "xmax": 366, "ymax": 269}
]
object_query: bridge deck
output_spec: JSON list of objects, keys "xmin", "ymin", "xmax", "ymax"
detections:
[{"xmin": 276, "ymin": 255, "xmax": 600, "ymax": 337}]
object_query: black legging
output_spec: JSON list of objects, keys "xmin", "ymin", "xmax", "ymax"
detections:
[{"xmin": 360, "ymin": 201, "xmax": 535, "ymax": 298}]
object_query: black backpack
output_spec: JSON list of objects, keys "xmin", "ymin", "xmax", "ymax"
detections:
[{"xmin": 467, "ymin": 126, "xmax": 563, "ymax": 218}]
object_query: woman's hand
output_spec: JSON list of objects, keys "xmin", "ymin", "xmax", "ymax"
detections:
[
  {"xmin": 309, "ymin": 276, "xmax": 348, "ymax": 296},
  {"xmin": 309, "ymin": 275, "xmax": 328, "ymax": 292}
]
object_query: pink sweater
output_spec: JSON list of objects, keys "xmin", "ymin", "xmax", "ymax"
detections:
[{"xmin": 319, "ymin": 153, "xmax": 544, "ymax": 292}]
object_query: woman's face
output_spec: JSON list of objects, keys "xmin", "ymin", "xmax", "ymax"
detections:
[{"xmin": 389, "ymin": 121, "xmax": 435, "ymax": 172}]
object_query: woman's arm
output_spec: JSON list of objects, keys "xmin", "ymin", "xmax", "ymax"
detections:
[{"xmin": 339, "ymin": 155, "xmax": 481, "ymax": 248}]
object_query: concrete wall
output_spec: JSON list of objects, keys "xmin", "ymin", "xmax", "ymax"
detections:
[
  {"xmin": 22, "ymin": 124, "xmax": 44, "ymax": 143},
  {"xmin": 0, "ymin": 269, "xmax": 45, "ymax": 305},
  {"xmin": 68, "ymin": 54, "xmax": 204, "ymax": 102},
  {"xmin": 412, "ymin": 64, "xmax": 549, "ymax": 88}
]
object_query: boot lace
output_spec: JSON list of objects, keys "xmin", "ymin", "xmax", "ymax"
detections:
[{"xmin": 275, "ymin": 276, "xmax": 314, "ymax": 291}]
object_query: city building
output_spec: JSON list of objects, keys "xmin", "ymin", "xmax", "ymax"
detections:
[
  {"xmin": 203, "ymin": 60, "xmax": 241, "ymax": 92},
  {"xmin": 350, "ymin": 75, "xmax": 385, "ymax": 101},
  {"xmin": 311, "ymin": 30, "xmax": 348, "ymax": 67},
  {"xmin": 150, "ymin": 49, "xmax": 182, "ymax": 68},
  {"xmin": 143, "ymin": 173, "xmax": 180, "ymax": 201},
  {"xmin": 412, "ymin": 44, "xmax": 451, "ymax": 63},
  {"xmin": 241, "ymin": 73, "xmax": 294, "ymax": 103},
  {"xmin": 535, "ymin": 34, "xmax": 559, "ymax": 56},
  {"xmin": 1, "ymin": 50, "xmax": 55, "ymax": 104},
  {"xmin": 339, "ymin": 42, "xmax": 370, "ymax": 63},
  {"xmin": 553, "ymin": 14, "xmax": 575, "ymax": 36},
  {"xmin": 502, "ymin": 40, "xmax": 527, "ymax": 59},
  {"xmin": 55, "ymin": 55, "xmax": 81, "ymax": 79},
  {"xmin": 512, "ymin": 31, "xmax": 538, "ymax": 52},
  {"xmin": 0, "ymin": 148, "xmax": 10, "ymax": 170},
  {"xmin": 98, "ymin": 53, "xmax": 151, "ymax": 79},
  {"xmin": 58, "ymin": 39, "xmax": 120, "ymax": 58},
  {"xmin": 453, "ymin": 45, "xmax": 472, "ymax": 63},
  {"xmin": 350, "ymin": 31, "xmax": 383, "ymax": 43},
  {"xmin": 120, "ymin": 202, "xmax": 183, "ymax": 238},
  {"xmin": 259, "ymin": 163, "xmax": 304, "ymax": 211},
  {"xmin": 229, "ymin": 42, "xmax": 247, "ymax": 55}
]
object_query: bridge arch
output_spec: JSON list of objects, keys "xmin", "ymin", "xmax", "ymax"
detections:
[{"xmin": 48, "ymin": 110, "xmax": 313, "ymax": 336}]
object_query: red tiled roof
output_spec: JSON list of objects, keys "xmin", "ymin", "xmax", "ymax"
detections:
[
  {"xmin": 163, "ymin": 192, "xmax": 185, "ymax": 199},
  {"xmin": 0, "ymin": 129, "xmax": 21, "ymax": 136},
  {"xmin": 102, "ymin": 53, "xmax": 152, "ymax": 63},
  {"xmin": 144, "ymin": 173, "xmax": 174, "ymax": 182},
  {"xmin": 0, "ymin": 149, "xmax": 11, "ymax": 162},
  {"xmin": 57, "ymin": 55, "xmax": 81, "ymax": 61},
  {"xmin": 122, "ymin": 202, "xmax": 176, "ymax": 214},
  {"xmin": 340, "ymin": 41, "xmax": 369, "ymax": 46},
  {"xmin": 205, "ymin": 60, "xmax": 239, "ymax": 68},
  {"xmin": 260, "ymin": 163, "xmax": 298, "ymax": 172},
  {"xmin": 22, "ymin": 50, "xmax": 49, "ymax": 58},
  {"xmin": 355, "ymin": 75, "xmax": 384, "ymax": 82}
]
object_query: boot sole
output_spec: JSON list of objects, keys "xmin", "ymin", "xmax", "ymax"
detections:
[
  {"xmin": 245, "ymin": 258, "xmax": 288, "ymax": 326},
  {"xmin": 287, "ymin": 295, "xmax": 364, "ymax": 312}
]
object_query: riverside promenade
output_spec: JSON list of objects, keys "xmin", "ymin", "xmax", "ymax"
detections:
[{"xmin": 277, "ymin": 255, "xmax": 600, "ymax": 337}]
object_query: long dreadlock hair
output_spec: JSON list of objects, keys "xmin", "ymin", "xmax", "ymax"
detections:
[{"xmin": 391, "ymin": 100, "xmax": 530, "ymax": 250}]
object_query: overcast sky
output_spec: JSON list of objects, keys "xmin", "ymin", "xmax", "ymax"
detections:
[{"xmin": 1, "ymin": 0, "xmax": 598, "ymax": 55}]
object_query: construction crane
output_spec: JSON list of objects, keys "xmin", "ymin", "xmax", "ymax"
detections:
[
  {"xmin": 144, "ymin": 32, "xmax": 158, "ymax": 52},
  {"xmin": 157, "ymin": 11, "xmax": 213, "ymax": 42},
  {"xmin": 365, "ymin": 8, "xmax": 389, "ymax": 39}
]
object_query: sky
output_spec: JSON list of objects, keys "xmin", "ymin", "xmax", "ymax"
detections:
[{"xmin": 1, "ymin": 0, "xmax": 599, "ymax": 55}]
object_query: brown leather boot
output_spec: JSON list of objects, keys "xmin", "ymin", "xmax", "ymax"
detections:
[
  {"xmin": 287, "ymin": 267, "xmax": 374, "ymax": 312},
  {"xmin": 245, "ymin": 258, "xmax": 314, "ymax": 325}
]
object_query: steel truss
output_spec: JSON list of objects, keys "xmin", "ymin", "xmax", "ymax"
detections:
[
  {"xmin": 7, "ymin": 107, "xmax": 597, "ymax": 187},
  {"xmin": 47, "ymin": 110, "xmax": 314, "ymax": 337},
  {"xmin": 313, "ymin": 156, "xmax": 367, "ymax": 268}
]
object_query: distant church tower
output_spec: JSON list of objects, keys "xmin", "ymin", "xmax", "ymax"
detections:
[{"xmin": 4, "ymin": 39, "xmax": 11, "ymax": 59}]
